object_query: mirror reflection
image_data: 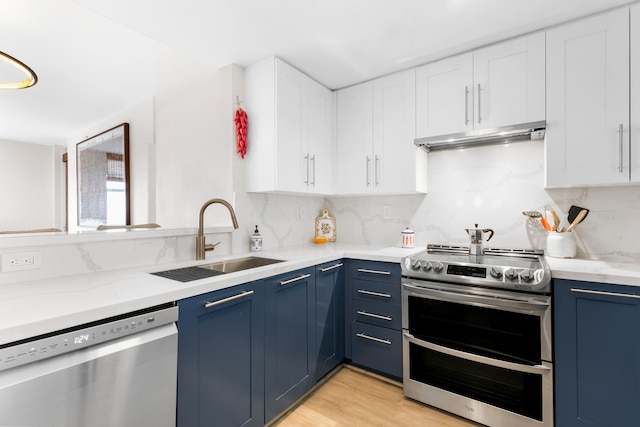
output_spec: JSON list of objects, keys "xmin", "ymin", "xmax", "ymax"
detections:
[{"xmin": 76, "ymin": 123, "xmax": 130, "ymax": 228}]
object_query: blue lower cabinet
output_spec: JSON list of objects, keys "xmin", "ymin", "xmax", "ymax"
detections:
[
  {"xmin": 264, "ymin": 267, "xmax": 316, "ymax": 424},
  {"xmin": 315, "ymin": 261, "xmax": 345, "ymax": 381},
  {"xmin": 177, "ymin": 281, "xmax": 264, "ymax": 427},
  {"xmin": 351, "ymin": 321, "xmax": 402, "ymax": 379},
  {"xmin": 555, "ymin": 279, "xmax": 640, "ymax": 427}
]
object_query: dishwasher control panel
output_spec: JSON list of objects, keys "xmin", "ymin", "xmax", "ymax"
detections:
[{"xmin": 0, "ymin": 305, "xmax": 178, "ymax": 372}]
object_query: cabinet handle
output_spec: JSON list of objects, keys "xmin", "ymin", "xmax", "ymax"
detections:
[
  {"xmin": 311, "ymin": 154, "xmax": 316, "ymax": 186},
  {"xmin": 280, "ymin": 273, "xmax": 311, "ymax": 286},
  {"xmin": 375, "ymin": 155, "xmax": 380, "ymax": 186},
  {"xmin": 571, "ymin": 288, "xmax": 640, "ymax": 300},
  {"xmin": 357, "ymin": 268, "xmax": 391, "ymax": 275},
  {"xmin": 304, "ymin": 153, "xmax": 310, "ymax": 185},
  {"xmin": 366, "ymin": 156, "xmax": 371, "ymax": 186},
  {"xmin": 356, "ymin": 332, "xmax": 391, "ymax": 345},
  {"xmin": 357, "ymin": 289, "xmax": 392, "ymax": 298},
  {"xmin": 357, "ymin": 310, "xmax": 392, "ymax": 321},
  {"xmin": 477, "ymin": 83, "xmax": 482, "ymax": 124},
  {"xmin": 205, "ymin": 290, "xmax": 254, "ymax": 308},
  {"xmin": 618, "ymin": 124, "xmax": 624, "ymax": 173},
  {"xmin": 464, "ymin": 85, "xmax": 469, "ymax": 125},
  {"xmin": 320, "ymin": 263, "xmax": 343, "ymax": 272}
]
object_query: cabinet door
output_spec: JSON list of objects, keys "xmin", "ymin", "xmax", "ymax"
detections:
[
  {"xmin": 546, "ymin": 10, "xmax": 629, "ymax": 187},
  {"xmin": 177, "ymin": 282, "xmax": 264, "ymax": 427},
  {"xmin": 473, "ymin": 32, "xmax": 545, "ymax": 130},
  {"xmin": 336, "ymin": 81, "xmax": 373, "ymax": 194},
  {"xmin": 555, "ymin": 280, "xmax": 640, "ymax": 427},
  {"xmin": 264, "ymin": 268, "xmax": 316, "ymax": 423},
  {"xmin": 305, "ymin": 79, "xmax": 333, "ymax": 194},
  {"xmin": 275, "ymin": 59, "xmax": 307, "ymax": 193},
  {"xmin": 372, "ymin": 69, "xmax": 421, "ymax": 194},
  {"xmin": 315, "ymin": 261, "xmax": 345, "ymax": 381},
  {"xmin": 631, "ymin": 5, "xmax": 640, "ymax": 183},
  {"xmin": 416, "ymin": 53, "xmax": 473, "ymax": 138}
]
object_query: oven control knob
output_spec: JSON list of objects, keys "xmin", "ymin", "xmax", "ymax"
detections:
[
  {"xmin": 422, "ymin": 261, "xmax": 433, "ymax": 272},
  {"xmin": 489, "ymin": 267, "xmax": 503, "ymax": 279},
  {"xmin": 432, "ymin": 262, "xmax": 444, "ymax": 273},
  {"xmin": 505, "ymin": 268, "xmax": 519, "ymax": 281},
  {"xmin": 520, "ymin": 269, "xmax": 535, "ymax": 282},
  {"xmin": 410, "ymin": 260, "xmax": 422, "ymax": 271}
]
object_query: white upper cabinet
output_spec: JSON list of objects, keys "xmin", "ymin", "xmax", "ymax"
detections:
[
  {"xmin": 416, "ymin": 32, "xmax": 545, "ymax": 139},
  {"xmin": 336, "ymin": 69, "xmax": 427, "ymax": 195},
  {"xmin": 244, "ymin": 57, "xmax": 333, "ymax": 194},
  {"xmin": 631, "ymin": 4, "xmax": 640, "ymax": 183},
  {"xmin": 415, "ymin": 53, "xmax": 473, "ymax": 137},
  {"xmin": 546, "ymin": 8, "xmax": 630, "ymax": 187}
]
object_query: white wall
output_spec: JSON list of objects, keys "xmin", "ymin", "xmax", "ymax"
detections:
[{"xmin": 0, "ymin": 140, "xmax": 61, "ymax": 231}]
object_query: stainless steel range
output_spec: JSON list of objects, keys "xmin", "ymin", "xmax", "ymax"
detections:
[{"xmin": 401, "ymin": 242, "xmax": 553, "ymax": 427}]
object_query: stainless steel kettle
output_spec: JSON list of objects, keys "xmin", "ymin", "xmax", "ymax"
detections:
[{"xmin": 465, "ymin": 224, "xmax": 494, "ymax": 255}]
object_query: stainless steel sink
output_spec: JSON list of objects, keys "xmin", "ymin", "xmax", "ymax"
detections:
[{"xmin": 198, "ymin": 256, "xmax": 284, "ymax": 273}]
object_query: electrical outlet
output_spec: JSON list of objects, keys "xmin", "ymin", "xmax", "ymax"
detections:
[
  {"xmin": 383, "ymin": 205, "xmax": 391, "ymax": 220},
  {"xmin": 1, "ymin": 251, "xmax": 42, "ymax": 272}
]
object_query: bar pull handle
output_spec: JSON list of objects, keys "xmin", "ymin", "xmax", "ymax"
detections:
[
  {"xmin": 375, "ymin": 155, "xmax": 380, "ymax": 186},
  {"xmin": 357, "ymin": 310, "xmax": 392, "ymax": 321},
  {"xmin": 357, "ymin": 268, "xmax": 391, "ymax": 276},
  {"xmin": 464, "ymin": 85, "xmax": 469, "ymax": 125},
  {"xmin": 205, "ymin": 290, "xmax": 254, "ymax": 308},
  {"xmin": 618, "ymin": 124, "xmax": 624, "ymax": 173},
  {"xmin": 477, "ymin": 83, "xmax": 482, "ymax": 124},
  {"xmin": 357, "ymin": 332, "xmax": 391, "ymax": 345},
  {"xmin": 366, "ymin": 156, "xmax": 371, "ymax": 186},
  {"xmin": 320, "ymin": 263, "xmax": 344, "ymax": 272},
  {"xmin": 357, "ymin": 289, "xmax": 392, "ymax": 298},
  {"xmin": 311, "ymin": 154, "xmax": 316, "ymax": 186},
  {"xmin": 280, "ymin": 273, "xmax": 311, "ymax": 286},
  {"xmin": 571, "ymin": 288, "xmax": 640, "ymax": 300},
  {"xmin": 304, "ymin": 153, "xmax": 310, "ymax": 185}
]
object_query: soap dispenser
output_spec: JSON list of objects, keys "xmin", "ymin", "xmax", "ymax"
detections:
[{"xmin": 250, "ymin": 225, "xmax": 263, "ymax": 252}]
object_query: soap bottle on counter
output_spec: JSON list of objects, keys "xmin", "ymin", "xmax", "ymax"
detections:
[{"xmin": 250, "ymin": 225, "xmax": 263, "ymax": 252}]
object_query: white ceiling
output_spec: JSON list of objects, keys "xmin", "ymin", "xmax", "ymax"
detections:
[{"xmin": 0, "ymin": 0, "xmax": 633, "ymax": 146}]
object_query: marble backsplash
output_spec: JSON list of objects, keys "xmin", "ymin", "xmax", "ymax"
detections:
[{"xmin": 327, "ymin": 140, "xmax": 640, "ymax": 263}]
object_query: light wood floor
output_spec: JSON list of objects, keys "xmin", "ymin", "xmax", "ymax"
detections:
[{"xmin": 274, "ymin": 366, "xmax": 482, "ymax": 427}]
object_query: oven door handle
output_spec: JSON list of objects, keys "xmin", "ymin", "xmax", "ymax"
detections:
[
  {"xmin": 403, "ymin": 332, "xmax": 551, "ymax": 375},
  {"xmin": 403, "ymin": 283, "xmax": 549, "ymax": 312}
]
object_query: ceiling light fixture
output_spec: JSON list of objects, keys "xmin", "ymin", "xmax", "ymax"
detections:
[{"xmin": 0, "ymin": 50, "xmax": 38, "ymax": 90}]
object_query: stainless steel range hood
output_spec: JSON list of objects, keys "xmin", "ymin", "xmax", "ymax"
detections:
[{"xmin": 414, "ymin": 121, "xmax": 546, "ymax": 152}]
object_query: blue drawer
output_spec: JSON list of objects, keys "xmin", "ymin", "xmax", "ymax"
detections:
[
  {"xmin": 351, "ymin": 278, "xmax": 401, "ymax": 307},
  {"xmin": 349, "ymin": 260, "xmax": 401, "ymax": 284},
  {"xmin": 352, "ymin": 299, "xmax": 401, "ymax": 330},
  {"xmin": 351, "ymin": 321, "xmax": 402, "ymax": 379}
]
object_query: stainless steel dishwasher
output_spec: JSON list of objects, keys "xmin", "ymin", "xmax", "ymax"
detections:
[{"xmin": 0, "ymin": 303, "xmax": 178, "ymax": 427}]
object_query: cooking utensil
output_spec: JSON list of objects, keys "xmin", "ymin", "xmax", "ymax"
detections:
[
  {"xmin": 568, "ymin": 205, "xmax": 589, "ymax": 225},
  {"xmin": 522, "ymin": 210, "xmax": 543, "ymax": 218},
  {"xmin": 550, "ymin": 210, "xmax": 561, "ymax": 230},
  {"xmin": 566, "ymin": 209, "xmax": 588, "ymax": 232}
]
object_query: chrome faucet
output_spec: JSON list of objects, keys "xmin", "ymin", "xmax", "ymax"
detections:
[{"xmin": 196, "ymin": 198, "xmax": 239, "ymax": 260}]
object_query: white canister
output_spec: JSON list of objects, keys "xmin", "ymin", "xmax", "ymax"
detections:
[
  {"xmin": 546, "ymin": 232, "xmax": 576, "ymax": 258},
  {"xmin": 402, "ymin": 227, "xmax": 415, "ymax": 248},
  {"xmin": 250, "ymin": 225, "xmax": 263, "ymax": 252}
]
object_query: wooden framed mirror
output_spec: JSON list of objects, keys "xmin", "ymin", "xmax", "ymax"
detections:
[{"xmin": 76, "ymin": 123, "xmax": 130, "ymax": 227}]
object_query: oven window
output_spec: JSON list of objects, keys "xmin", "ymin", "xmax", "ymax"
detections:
[
  {"xmin": 409, "ymin": 344, "xmax": 543, "ymax": 421},
  {"xmin": 408, "ymin": 296, "xmax": 541, "ymax": 364}
]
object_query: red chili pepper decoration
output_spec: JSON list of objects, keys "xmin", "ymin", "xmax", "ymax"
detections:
[{"xmin": 235, "ymin": 107, "xmax": 248, "ymax": 159}]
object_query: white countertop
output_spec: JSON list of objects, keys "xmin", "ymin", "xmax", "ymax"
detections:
[
  {"xmin": 547, "ymin": 256, "xmax": 640, "ymax": 287},
  {"xmin": 0, "ymin": 244, "xmax": 423, "ymax": 346},
  {"xmin": 4, "ymin": 242, "xmax": 640, "ymax": 347}
]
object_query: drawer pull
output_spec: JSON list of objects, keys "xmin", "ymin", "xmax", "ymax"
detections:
[
  {"xmin": 320, "ymin": 263, "xmax": 344, "ymax": 272},
  {"xmin": 571, "ymin": 288, "xmax": 640, "ymax": 300},
  {"xmin": 205, "ymin": 290, "xmax": 253, "ymax": 308},
  {"xmin": 357, "ymin": 268, "xmax": 391, "ymax": 276},
  {"xmin": 356, "ymin": 310, "xmax": 392, "ymax": 321},
  {"xmin": 357, "ymin": 289, "xmax": 392, "ymax": 298},
  {"xmin": 280, "ymin": 273, "xmax": 311, "ymax": 286},
  {"xmin": 356, "ymin": 332, "xmax": 391, "ymax": 345}
]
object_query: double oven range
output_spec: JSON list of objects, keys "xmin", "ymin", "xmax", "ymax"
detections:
[{"xmin": 401, "ymin": 244, "xmax": 553, "ymax": 427}]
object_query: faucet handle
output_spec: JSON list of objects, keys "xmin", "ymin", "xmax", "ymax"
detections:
[{"xmin": 204, "ymin": 241, "xmax": 222, "ymax": 252}]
